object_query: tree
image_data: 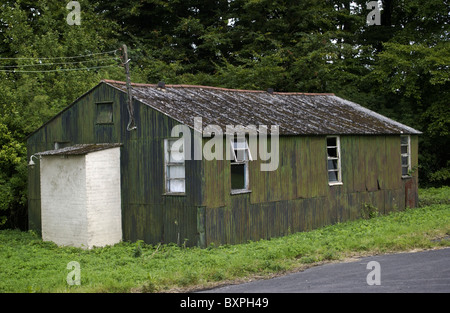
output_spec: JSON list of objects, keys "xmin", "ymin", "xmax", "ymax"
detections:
[
  {"xmin": 358, "ymin": 0, "xmax": 450, "ymax": 186},
  {"xmin": 0, "ymin": 0, "xmax": 123, "ymax": 228}
]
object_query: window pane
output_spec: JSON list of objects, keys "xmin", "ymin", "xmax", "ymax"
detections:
[
  {"xmin": 231, "ymin": 164, "xmax": 245, "ymax": 190},
  {"xmin": 402, "ymin": 156, "xmax": 409, "ymax": 166},
  {"xmin": 402, "ymin": 166, "xmax": 409, "ymax": 176},
  {"xmin": 233, "ymin": 140, "xmax": 247, "ymax": 150},
  {"xmin": 169, "ymin": 139, "xmax": 184, "ymax": 163},
  {"xmin": 401, "ymin": 136, "xmax": 409, "ymax": 145},
  {"xmin": 96, "ymin": 103, "xmax": 113, "ymax": 124},
  {"xmin": 327, "ymin": 137, "xmax": 337, "ymax": 147},
  {"xmin": 234, "ymin": 149, "xmax": 249, "ymax": 162},
  {"xmin": 231, "ymin": 139, "xmax": 250, "ymax": 162},
  {"xmin": 168, "ymin": 165, "xmax": 185, "ymax": 179},
  {"xmin": 328, "ymin": 170, "xmax": 339, "ymax": 182},
  {"xmin": 401, "ymin": 145, "xmax": 408, "ymax": 154},
  {"xmin": 169, "ymin": 179, "xmax": 185, "ymax": 193},
  {"xmin": 55, "ymin": 142, "xmax": 70, "ymax": 150},
  {"xmin": 165, "ymin": 138, "xmax": 186, "ymax": 193},
  {"xmin": 327, "ymin": 147, "xmax": 338, "ymax": 158},
  {"xmin": 328, "ymin": 159, "xmax": 338, "ymax": 170}
]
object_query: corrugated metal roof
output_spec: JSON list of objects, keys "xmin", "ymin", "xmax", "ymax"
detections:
[
  {"xmin": 37, "ymin": 143, "xmax": 121, "ymax": 156},
  {"xmin": 104, "ymin": 80, "xmax": 421, "ymax": 135}
]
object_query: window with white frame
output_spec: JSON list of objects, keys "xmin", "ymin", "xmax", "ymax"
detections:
[
  {"xmin": 230, "ymin": 137, "xmax": 252, "ymax": 192},
  {"xmin": 164, "ymin": 138, "xmax": 185, "ymax": 193},
  {"xmin": 401, "ymin": 135, "xmax": 411, "ymax": 177},
  {"xmin": 327, "ymin": 136, "xmax": 342, "ymax": 184}
]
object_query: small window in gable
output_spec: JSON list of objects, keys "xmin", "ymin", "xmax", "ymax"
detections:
[
  {"xmin": 54, "ymin": 141, "xmax": 70, "ymax": 150},
  {"xmin": 401, "ymin": 135, "xmax": 411, "ymax": 177},
  {"xmin": 96, "ymin": 102, "xmax": 113, "ymax": 124}
]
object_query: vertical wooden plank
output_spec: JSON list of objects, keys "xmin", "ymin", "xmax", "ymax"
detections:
[
  {"xmin": 374, "ymin": 190, "xmax": 385, "ymax": 214},
  {"xmin": 365, "ymin": 136, "xmax": 379, "ymax": 192},
  {"xmin": 376, "ymin": 136, "xmax": 387, "ymax": 190},
  {"xmin": 340, "ymin": 135, "xmax": 354, "ymax": 193},
  {"xmin": 281, "ymin": 136, "xmax": 297, "ymax": 200},
  {"xmin": 277, "ymin": 200, "xmax": 289, "ymax": 237},
  {"xmin": 352, "ymin": 136, "xmax": 366, "ymax": 192},
  {"xmin": 410, "ymin": 135, "xmax": 419, "ymax": 179},
  {"xmin": 251, "ymin": 157, "xmax": 266, "ymax": 204},
  {"xmin": 309, "ymin": 136, "xmax": 327, "ymax": 197},
  {"xmin": 203, "ymin": 158, "xmax": 226, "ymax": 208},
  {"xmin": 296, "ymin": 136, "xmax": 310, "ymax": 198},
  {"xmin": 385, "ymin": 136, "xmax": 401, "ymax": 190},
  {"xmin": 346, "ymin": 192, "xmax": 360, "ymax": 221}
]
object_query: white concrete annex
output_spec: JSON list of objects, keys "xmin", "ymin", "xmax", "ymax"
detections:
[{"xmin": 37, "ymin": 144, "xmax": 122, "ymax": 248}]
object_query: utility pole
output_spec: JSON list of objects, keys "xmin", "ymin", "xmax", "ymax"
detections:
[{"xmin": 121, "ymin": 44, "xmax": 136, "ymax": 131}]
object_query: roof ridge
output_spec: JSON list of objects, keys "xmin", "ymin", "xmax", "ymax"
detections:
[{"xmin": 101, "ymin": 79, "xmax": 335, "ymax": 96}]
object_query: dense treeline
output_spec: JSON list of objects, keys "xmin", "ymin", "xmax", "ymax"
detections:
[{"xmin": 0, "ymin": 0, "xmax": 448, "ymax": 229}]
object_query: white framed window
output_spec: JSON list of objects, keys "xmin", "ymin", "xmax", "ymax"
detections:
[
  {"xmin": 230, "ymin": 137, "xmax": 252, "ymax": 193},
  {"xmin": 401, "ymin": 135, "xmax": 411, "ymax": 177},
  {"xmin": 327, "ymin": 136, "xmax": 342, "ymax": 185},
  {"xmin": 164, "ymin": 138, "xmax": 185, "ymax": 194}
]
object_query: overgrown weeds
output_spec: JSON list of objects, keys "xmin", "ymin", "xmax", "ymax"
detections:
[{"xmin": 0, "ymin": 187, "xmax": 449, "ymax": 292}]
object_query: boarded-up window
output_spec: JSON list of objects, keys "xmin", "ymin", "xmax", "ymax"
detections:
[
  {"xmin": 327, "ymin": 136, "xmax": 341, "ymax": 184},
  {"xmin": 164, "ymin": 138, "xmax": 185, "ymax": 193},
  {"xmin": 96, "ymin": 102, "xmax": 113, "ymax": 124},
  {"xmin": 230, "ymin": 138, "xmax": 251, "ymax": 192},
  {"xmin": 54, "ymin": 141, "xmax": 70, "ymax": 150},
  {"xmin": 401, "ymin": 135, "xmax": 411, "ymax": 177}
]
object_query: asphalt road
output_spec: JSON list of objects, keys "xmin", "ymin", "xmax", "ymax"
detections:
[{"xmin": 201, "ymin": 248, "xmax": 450, "ymax": 293}]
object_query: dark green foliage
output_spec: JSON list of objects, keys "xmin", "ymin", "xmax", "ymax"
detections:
[
  {"xmin": 0, "ymin": 0, "xmax": 123, "ymax": 228},
  {"xmin": 91, "ymin": 0, "xmax": 448, "ymax": 186}
]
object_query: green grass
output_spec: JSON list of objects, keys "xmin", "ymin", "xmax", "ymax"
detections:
[{"xmin": 1, "ymin": 187, "xmax": 449, "ymax": 293}]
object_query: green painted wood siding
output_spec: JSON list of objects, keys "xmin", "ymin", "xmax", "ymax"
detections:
[{"xmin": 202, "ymin": 135, "xmax": 419, "ymax": 246}]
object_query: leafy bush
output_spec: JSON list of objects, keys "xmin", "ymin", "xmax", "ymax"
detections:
[
  {"xmin": 0, "ymin": 123, "xmax": 27, "ymax": 229},
  {"xmin": 419, "ymin": 186, "xmax": 450, "ymax": 207}
]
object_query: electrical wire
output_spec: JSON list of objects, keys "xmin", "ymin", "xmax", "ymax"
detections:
[
  {"xmin": 0, "ymin": 57, "xmax": 119, "ymax": 68},
  {"xmin": 0, "ymin": 49, "xmax": 122, "ymax": 73},
  {"xmin": 0, "ymin": 50, "xmax": 118, "ymax": 61},
  {"xmin": 0, "ymin": 64, "xmax": 121, "ymax": 73}
]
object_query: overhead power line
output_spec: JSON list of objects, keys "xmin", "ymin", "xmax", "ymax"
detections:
[
  {"xmin": 0, "ymin": 50, "xmax": 118, "ymax": 61},
  {"xmin": 0, "ymin": 49, "xmax": 121, "ymax": 73},
  {"xmin": 0, "ymin": 57, "xmax": 119, "ymax": 68},
  {"xmin": 0, "ymin": 64, "xmax": 120, "ymax": 73}
]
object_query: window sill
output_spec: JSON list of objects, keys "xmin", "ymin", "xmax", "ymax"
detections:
[
  {"xmin": 162, "ymin": 192, "xmax": 186, "ymax": 196},
  {"xmin": 402, "ymin": 175, "xmax": 412, "ymax": 179},
  {"xmin": 328, "ymin": 182, "xmax": 343, "ymax": 186},
  {"xmin": 230, "ymin": 189, "xmax": 252, "ymax": 195}
]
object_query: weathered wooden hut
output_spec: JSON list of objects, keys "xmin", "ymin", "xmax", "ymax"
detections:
[{"xmin": 27, "ymin": 80, "xmax": 421, "ymax": 247}]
